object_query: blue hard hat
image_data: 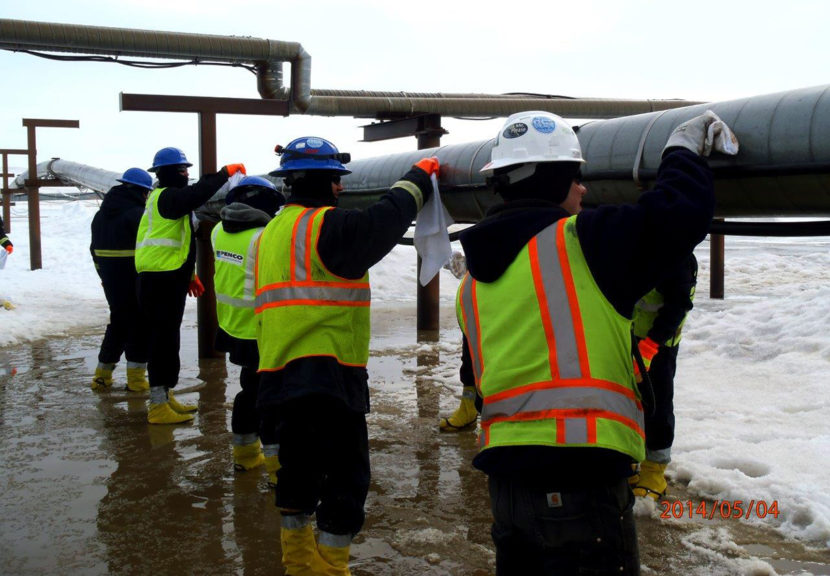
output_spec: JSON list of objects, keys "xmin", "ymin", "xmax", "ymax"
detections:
[
  {"xmin": 269, "ymin": 137, "xmax": 351, "ymax": 177},
  {"xmin": 117, "ymin": 167, "xmax": 154, "ymax": 191},
  {"xmin": 148, "ymin": 147, "xmax": 192, "ymax": 173},
  {"xmin": 226, "ymin": 175, "xmax": 284, "ymax": 216},
  {"xmin": 225, "ymin": 175, "xmax": 278, "ymax": 205}
]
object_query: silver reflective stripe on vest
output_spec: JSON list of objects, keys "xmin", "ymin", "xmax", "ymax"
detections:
[
  {"xmin": 292, "ymin": 209, "xmax": 316, "ymax": 281},
  {"xmin": 481, "ymin": 385, "xmax": 641, "ymax": 426},
  {"xmin": 136, "ymin": 237, "xmax": 182, "ymax": 248},
  {"xmin": 534, "ymin": 224, "xmax": 581, "ymax": 379},
  {"xmin": 635, "ymin": 298, "xmax": 664, "ymax": 312},
  {"xmin": 256, "ymin": 284, "xmax": 370, "ymax": 306},
  {"xmin": 459, "ymin": 275, "xmax": 483, "ymax": 382},
  {"xmin": 216, "ymin": 293, "xmax": 255, "ymax": 308}
]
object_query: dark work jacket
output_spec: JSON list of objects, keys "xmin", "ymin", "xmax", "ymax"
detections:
[
  {"xmin": 150, "ymin": 170, "xmax": 229, "ymax": 276},
  {"xmin": 0, "ymin": 215, "xmax": 11, "ymax": 249},
  {"xmin": 90, "ymin": 183, "xmax": 146, "ymax": 276},
  {"xmin": 460, "ymin": 148, "xmax": 714, "ymax": 489},
  {"xmin": 257, "ymin": 167, "xmax": 432, "ymax": 414}
]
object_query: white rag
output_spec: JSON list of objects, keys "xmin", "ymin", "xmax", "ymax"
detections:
[
  {"xmin": 0, "ymin": 248, "xmax": 6, "ymax": 270},
  {"xmin": 704, "ymin": 111, "xmax": 740, "ymax": 156},
  {"xmin": 414, "ymin": 174, "xmax": 454, "ymax": 286}
]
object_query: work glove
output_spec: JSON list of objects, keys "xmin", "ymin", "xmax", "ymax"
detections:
[
  {"xmin": 663, "ymin": 110, "xmax": 739, "ymax": 157},
  {"xmin": 188, "ymin": 274, "xmax": 205, "ymax": 298},
  {"xmin": 4, "ymin": 245, "xmax": 12, "ymax": 254},
  {"xmin": 223, "ymin": 163, "xmax": 247, "ymax": 177},
  {"xmin": 633, "ymin": 337, "xmax": 659, "ymax": 383},
  {"xmin": 443, "ymin": 251, "xmax": 467, "ymax": 279},
  {"xmin": 414, "ymin": 156, "xmax": 440, "ymax": 177}
]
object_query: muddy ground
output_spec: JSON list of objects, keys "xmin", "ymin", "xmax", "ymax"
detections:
[{"xmin": 0, "ymin": 305, "xmax": 827, "ymax": 575}]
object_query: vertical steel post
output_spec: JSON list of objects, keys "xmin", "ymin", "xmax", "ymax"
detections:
[
  {"xmin": 416, "ymin": 115, "xmax": 443, "ymax": 335},
  {"xmin": 196, "ymin": 111, "xmax": 223, "ymax": 359},
  {"xmin": 24, "ymin": 124, "xmax": 42, "ymax": 270},
  {"xmin": 710, "ymin": 223, "xmax": 725, "ymax": 299}
]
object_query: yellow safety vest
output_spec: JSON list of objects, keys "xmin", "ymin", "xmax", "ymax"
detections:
[
  {"xmin": 632, "ymin": 283, "xmax": 696, "ymax": 347},
  {"xmin": 135, "ymin": 187, "xmax": 190, "ymax": 272},
  {"xmin": 255, "ymin": 205, "xmax": 371, "ymax": 371},
  {"xmin": 211, "ymin": 223, "xmax": 264, "ymax": 341},
  {"xmin": 457, "ymin": 216, "xmax": 645, "ymax": 462}
]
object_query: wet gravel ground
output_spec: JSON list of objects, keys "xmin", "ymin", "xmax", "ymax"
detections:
[{"xmin": 0, "ymin": 305, "xmax": 827, "ymax": 575}]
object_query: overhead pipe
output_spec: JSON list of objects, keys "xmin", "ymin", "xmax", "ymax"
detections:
[
  {"xmin": 0, "ymin": 19, "xmax": 701, "ymax": 118},
  {"xmin": 0, "ymin": 18, "xmax": 310, "ymax": 108},
  {"xmin": 340, "ymin": 84, "xmax": 830, "ymax": 220}
]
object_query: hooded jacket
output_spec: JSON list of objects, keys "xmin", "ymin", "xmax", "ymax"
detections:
[
  {"xmin": 460, "ymin": 148, "xmax": 714, "ymax": 488},
  {"xmin": 90, "ymin": 183, "xmax": 147, "ymax": 272}
]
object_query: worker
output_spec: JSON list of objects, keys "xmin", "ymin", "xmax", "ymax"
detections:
[
  {"xmin": 455, "ymin": 110, "xmax": 733, "ymax": 574},
  {"xmin": 630, "ymin": 253, "xmax": 698, "ymax": 499},
  {"xmin": 255, "ymin": 136, "xmax": 437, "ymax": 576},
  {"xmin": 90, "ymin": 168, "xmax": 155, "ymax": 392},
  {"xmin": 0, "ymin": 214, "xmax": 13, "ymax": 310},
  {"xmin": 135, "ymin": 146, "xmax": 245, "ymax": 425},
  {"xmin": 210, "ymin": 175, "xmax": 284, "ymax": 478}
]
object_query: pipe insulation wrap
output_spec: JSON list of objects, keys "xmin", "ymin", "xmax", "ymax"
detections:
[{"xmin": 340, "ymin": 85, "xmax": 830, "ymax": 220}]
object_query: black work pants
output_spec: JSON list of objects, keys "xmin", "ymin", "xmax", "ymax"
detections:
[
  {"xmin": 231, "ymin": 365, "xmax": 260, "ymax": 436},
  {"xmin": 271, "ymin": 395, "xmax": 370, "ymax": 537},
  {"xmin": 488, "ymin": 475, "xmax": 639, "ymax": 575},
  {"xmin": 97, "ymin": 263, "xmax": 147, "ymax": 364},
  {"xmin": 136, "ymin": 267, "xmax": 190, "ymax": 389},
  {"xmin": 644, "ymin": 345, "xmax": 679, "ymax": 453}
]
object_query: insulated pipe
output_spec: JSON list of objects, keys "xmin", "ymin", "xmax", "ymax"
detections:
[
  {"xmin": 0, "ymin": 19, "xmax": 701, "ymax": 118},
  {"xmin": 0, "ymin": 18, "xmax": 308, "ymax": 106},
  {"xmin": 340, "ymin": 85, "xmax": 830, "ymax": 220},
  {"xmin": 12, "ymin": 158, "xmax": 121, "ymax": 192}
]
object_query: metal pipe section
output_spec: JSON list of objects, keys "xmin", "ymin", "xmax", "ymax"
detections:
[
  {"xmin": 12, "ymin": 158, "xmax": 120, "ymax": 192},
  {"xmin": 341, "ymin": 85, "xmax": 830, "ymax": 220},
  {"xmin": 0, "ymin": 19, "xmax": 701, "ymax": 118},
  {"xmin": 303, "ymin": 93, "xmax": 703, "ymax": 119},
  {"xmin": 0, "ymin": 18, "xmax": 309, "ymax": 107}
]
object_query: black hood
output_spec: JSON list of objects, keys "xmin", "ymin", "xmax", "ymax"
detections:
[
  {"xmin": 100, "ymin": 184, "xmax": 147, "ymax": 216},
  {"xmin": 459, "ymin": 199, "xmax": 570, "ymax": 283}
]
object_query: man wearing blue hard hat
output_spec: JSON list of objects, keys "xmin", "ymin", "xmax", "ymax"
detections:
[
  {"xmin": 210, "ymin": 175, "xmax": 284, "ymax": 479},
  {"xmin": 90, "ymin": 167, "xmax": 155, "ymax": 393},
  {"xmin": 255, "ymin": 136, "xmax": 438, "ymax": 576},
  {"xmin": 135, "ymin": 146, "xmax": 246, "ymax": 425}
]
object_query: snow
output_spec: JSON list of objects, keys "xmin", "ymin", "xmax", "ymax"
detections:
[{"xmin": 2, "ymin": 194, "xmax": 829, "ymax": 551}]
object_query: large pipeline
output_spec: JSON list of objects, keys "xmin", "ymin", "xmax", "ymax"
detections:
[
  {"xmin": 340, "ymin": 84, "xmax": 830, "ymax": 220},
  {"xmin": 14, "ymin": 86, "xmax": 830, "ymax": 224}
]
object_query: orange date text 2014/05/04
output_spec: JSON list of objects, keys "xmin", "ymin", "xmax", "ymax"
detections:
[{"xmin": 659, "ymin": 500, "xmax": 780, "ymax": 520}]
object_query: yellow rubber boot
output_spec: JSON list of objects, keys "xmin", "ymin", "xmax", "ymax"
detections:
[
  {"xmin": 168, "ymin": 390, "xmax": 198, "ymax": 413},
  {"xmin": 233, "ymin": 437, "xmax": 265, "ymax": 471},
  {"xmin": 439, "ymin": 386, "xmax": 478, "ymax": 431},
  {"xmin": 317, "ymin": 532, "xmax": 352, "ymax": 576},
  {"xmin": 126, "ymin": 362, "xmax": 150, "ymax": 392},
  {"xmin": 632, "ymin": 460, "xmax": 668, "ymax": 500},
  {"xmin": 280, "ymin": 516, "xmax": 323, "ymax": 576},
  {"xmin": 148, "ymin": 401, "xmax": 194, "ymax": 424},
  {"xmin": 91, "ymin": 363, "xmax": 116, "ymax": 391}
]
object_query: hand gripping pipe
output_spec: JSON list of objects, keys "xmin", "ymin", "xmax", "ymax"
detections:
[{"xmin": 339, "ymin": 84, "xmax": 830, "ymax": 221}]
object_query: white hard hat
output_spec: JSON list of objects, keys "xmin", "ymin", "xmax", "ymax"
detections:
[{"xmin": 480, "ymin": 111, "xmax": 585, "ymax": 177}]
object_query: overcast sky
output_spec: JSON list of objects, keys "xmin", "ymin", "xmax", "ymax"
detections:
[{"xmin": 2, "ymin": 0, "xmax": 828, "ymax": 176}]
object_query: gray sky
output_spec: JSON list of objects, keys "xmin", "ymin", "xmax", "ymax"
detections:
[{"xmin": 2, "ymin": 0, "xmax": 828, "ymax": 176}]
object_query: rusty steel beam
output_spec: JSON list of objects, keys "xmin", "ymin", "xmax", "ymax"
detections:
[{"xmin": 120, "ymin": 93, "xmax": 289, "ymax": 116}]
